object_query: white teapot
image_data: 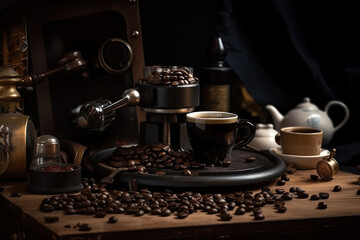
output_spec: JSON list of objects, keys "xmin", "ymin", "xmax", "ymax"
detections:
[
  {"xmin": 248, "ymin": 123, "xmax": 279, "ymax": 151},
  {"xmin": 265, "ymin": 97, "xmax": 350, "ymax": 146}
]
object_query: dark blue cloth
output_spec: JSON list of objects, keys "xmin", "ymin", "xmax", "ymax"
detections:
[{"xmin": 215, "ymin": 0, "xmax": 360, "ymax": 173}]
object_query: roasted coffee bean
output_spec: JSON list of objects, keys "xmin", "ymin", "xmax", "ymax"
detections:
[
  {"xmin": 108, "ymin": 216, "xmax": 118, "ymax": 223},
  {"xmin": 135, "ymin": 210, "xmax": 145, "ymax": 216},
  {"xmin": 276, "ymin": 206, "xmax": 287, "ymax": 213},
  {"xmin": 310, "ymin": 175, "xmax": 319, "ymax": 180},
  {"xmin": 65, "ymin": 208, "xmax": 76, "ymax": 215},
  {"xmin": 281, "ymin": 192, "xmax": 293, "ymax": 201},
  {"xmin": 245, "ymin": 156, "xmax": 256, "ymax": 163},
  {"xmin": 275, "ymin": 189, "xmax": 285, "ymax": 194},
  {"xmin": 333, "ymin": 185, "xmax": 342, "ymax": 192},
  {"xmin": 220, "ymin": 212, "xmax": 232, "ymax": 221},
  {"xmin": 297, "ymin": 191, "xmax": 309, "ymax": 199},
  {"xmin": 10, "ymin": 192, "xmax": 21, "ymax": 197},
  {"xmin": 357, "ymin": 189, "xmax": 360, "ymax": 195},
  {"xmin": 44, "ymin": 216, "xmax": 59, "ymax": 223},
  {"xmin": 254, "ymin": 213, "xmax": 265, "ymax": 220},
  {"xmin": 41, "ymin": 204, "xmax": 55, "ymax": 212},
  {"xmin": 182, "ymin": 169, "xmax": 192, "ymax": 176},
  {"xmin": 252, "ymin": 207, "xmax": 262, "ymax": 214},
  {"xmin": 277, "ymin": 180, "xmax": 286, "ymax": 186},
  {"xmin": 95, "ymin": 211, "xmax": 107, "ymax": 218},
  {"xmin": 161, "ymin": 208, "xmax": 172, "ymax": 217},
  {"xmin": 310, "ymin": 194, "xmax": 320, "ymax": 200},
  {"xmin": 289, "ymin": 187, "xmax": 297, "ymax": 193},
  {"xmin": 64, "ymin": 224, "xmax": 71, "ymax": 228},
  {"xmin": 281, "ymin": 174, "xmax": 290, "ymax": 181},
  {"xmin": 78, "ymin": 223, "xmax": 91, "ymax": 231},
  {"xmin": 319, "ymin": 192, "xmax": 329, "ymax": 199},
  {"xmin": 235, "ymin": 207, "xmax": 246, "ymax": 215},
  {"xmin": 177, "ymin": 211, "xmax": 189, "ymax": 219},
  {"xmin": 317, "ymin": 202, "xmax": 327, "ymax": 209}
]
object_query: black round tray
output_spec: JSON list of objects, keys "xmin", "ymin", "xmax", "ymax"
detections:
[{"xmin": 91, "ymin": 147, "xmax": 286, "ymax": 188}]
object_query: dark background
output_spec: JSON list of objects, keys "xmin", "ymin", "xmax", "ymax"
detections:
[{"xmin": 139, "ymin": 0, "xmax": 360, "ymax": 171}]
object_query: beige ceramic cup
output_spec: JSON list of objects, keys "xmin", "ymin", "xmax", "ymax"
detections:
[{"xmin": 275, "ymin": 126, "xmax": 323, "ymax": 156}]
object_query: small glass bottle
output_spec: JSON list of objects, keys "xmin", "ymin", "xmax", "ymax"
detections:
[{"xmin": 31, "ymin": 135, "xmax": 62, "ymax": 166}]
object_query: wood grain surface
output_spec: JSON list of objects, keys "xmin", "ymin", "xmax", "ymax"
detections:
[{"xmin": 1, "ymin": 169, "xmax": 360, "ymax": 240}]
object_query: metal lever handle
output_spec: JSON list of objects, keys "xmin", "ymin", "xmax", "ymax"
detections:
[
  {"xmin": 76, "ymin": 89, "xmax": 140, "ymax": 131},
  {"xmin": 21, "ymin": 51, "xmax": 86, "ymax": 86}
]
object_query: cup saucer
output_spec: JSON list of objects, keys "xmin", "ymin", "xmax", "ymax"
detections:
[{"xmin": 269, "ymin": 147, "xmax": 330, "ymax": 169}]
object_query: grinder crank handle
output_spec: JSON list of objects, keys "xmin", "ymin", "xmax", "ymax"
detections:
[
  {"xmin": 76, "ymin": 88, "xmax": 140, "ymax": 131},
  {"xmin": 21, "ymin": 51, "xmax": 86, "ymax": 86}
]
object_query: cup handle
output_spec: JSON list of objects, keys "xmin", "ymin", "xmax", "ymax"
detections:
[{"xmin": 233, "ymin": 119, "xmax": 255, "ymax": 149}]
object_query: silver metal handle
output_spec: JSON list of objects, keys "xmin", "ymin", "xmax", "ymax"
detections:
[{"xmin": 76, "ymin": 88, "xmax": 140, "ymax": 131}]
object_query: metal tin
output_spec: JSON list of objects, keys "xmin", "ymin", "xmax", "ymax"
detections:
[{"xmin": 316, "ymin": 148, "xmax": 339, "ymax": 180}]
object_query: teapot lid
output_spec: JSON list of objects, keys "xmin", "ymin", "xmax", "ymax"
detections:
[{"xmin": 294, "ymin": 97, "xmax": 319, "ymax": 110}]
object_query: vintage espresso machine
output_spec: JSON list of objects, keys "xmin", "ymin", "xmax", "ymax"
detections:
[
  {"xmin": 0, "ymin": 52, "xmax": 86, "ymax": 179},
  {"xmin": 76, "ymin": 66, "xmax": 200, "ymax": 150}
]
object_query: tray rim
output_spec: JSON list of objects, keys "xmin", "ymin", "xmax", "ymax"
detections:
[{"xmin": 91, "ymin": 146, "xmax": 286, "ymax": 187}]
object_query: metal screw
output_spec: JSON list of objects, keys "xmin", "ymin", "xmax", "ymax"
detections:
[{"xmin": 132, "ymin": 30, "xmax": 140, "ymax": 38}]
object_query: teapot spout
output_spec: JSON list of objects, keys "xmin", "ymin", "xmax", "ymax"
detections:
[{"xmin": 265, "ymin": 105, "xmax": 283, "ymax": 130}]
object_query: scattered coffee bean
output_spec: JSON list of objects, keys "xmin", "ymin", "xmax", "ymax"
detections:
[
  {"xmin": 281, "ymin": 174, "xmax": 290, "ymax": 181},
  {"xmin": 220, "ymin": 212, "xmax": 232, "ymax": 221},
  {"xmin": 310, "ymin": 175, "xmax": 319, "ymax": 180},
  {"xmin": 356, "ymin": 189, "xmax": 360, "ymax": 195},
  {"xmin": 276, "ymin": 206, "xmax": 287, "ymax": 213},
  {"xmin": 254, "ymin": 213, "xmax": 265, "ymax": 220},
  {"xmin": 44, "ymin": 216, "xmax": 59, "ymax": 223},
  {"xmin": 275, "ymin": 189, "xmax": 285, "ymax": 194},
  {"xmin": 317, "ymin": 202, "xmax": 327, "ymax": 209},
  {"xmin": 135, "ymin": 210, "xmax": 145, "ymax": 217},
  {"xmin": 319, "ymin": 192, "xmax": 329, "ymax": 199},
  {"xmin": 78, "ymin": 223, "xmax": 91, "ymax": 231},
  {"xmin": 310, "ymin": 194, "xmax": 320, "ymax": 200},
  {"xmin": 161, "ymin": 208, "xmax": 172, "ymax": 217},
  {"xmin": 235, "ymin": 207, "xmax": 246, "ymax": 215},
  {"xmin": 0, "ymin": 186, "xmax": 5, "ymax": 192},
  {"xmin": 182, "ymin": 169, "xmax": 192, "ymax": 176},
  {"xmin": 281, "ymin": 192, "xmax": 293, "ymax": 201},
  {"xmin": 252, "ymin": 207, "xmax": 262, "ymax": 214},
  {"xmin": 177, "ymin": 211, "xmax": 189, "ymax": 219},
  {"xmin": 333, "ymin": 185, "xmax": 342, "ymax": 192},
  {"xmin": 64, "ymin": 224, "xmax": 71, "ymax": 228},
  {"xmin": 277, "ymin": 180, "xmax": 286, "ymax": 186},
  {"xmin": 108, "ymin": 216, "xmax": 118, "ymax": 223},
  {"xmin": 95, "ymin": 211, "xmax": 107, "ymax": 218},
  {"xmin": 246, "ymin": 156, "xmax": 256, "ymax": 163},
  {"xmin": 297, "ymin": 191, "xmax": 309, "ymax": 199},
  {"xmin": 10, "ymin": 192, "xmax": 21, "ymax": 197}
]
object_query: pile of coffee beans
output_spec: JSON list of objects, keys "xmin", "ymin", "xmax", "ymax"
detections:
[
  {"xmin": 103, "ymin": 143, "xmax": 205, "ymax": 175},
  {"xmin": 138, "ymin": 66, "xmax": 199, "ymax": 86},
  {"xmin": 38, "ymin": 175, "xmax": 337, "ymax": 224}
]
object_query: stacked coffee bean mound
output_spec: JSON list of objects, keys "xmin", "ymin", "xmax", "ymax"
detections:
[
  {"xmin": 103, "ymin": 143, "xmax": 206, "ymax": 175},
  {"xmin": 137, "ymin": 66, "xmax": 199, "ymax": 86}
]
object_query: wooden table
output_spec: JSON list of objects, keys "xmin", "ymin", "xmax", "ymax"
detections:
[{"xmin": 1, "ymin": 169, "xmax": 360, "ymax": 240}]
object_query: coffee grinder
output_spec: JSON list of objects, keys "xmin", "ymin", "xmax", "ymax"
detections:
[{"xmin": 76, "ymin": 66, "xmax": 200, "ymax": 150}]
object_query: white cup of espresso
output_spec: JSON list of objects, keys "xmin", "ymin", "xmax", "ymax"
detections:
[{"xmin": 275, "ymin": 126, "xmax": 323, "ymax": 156}]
